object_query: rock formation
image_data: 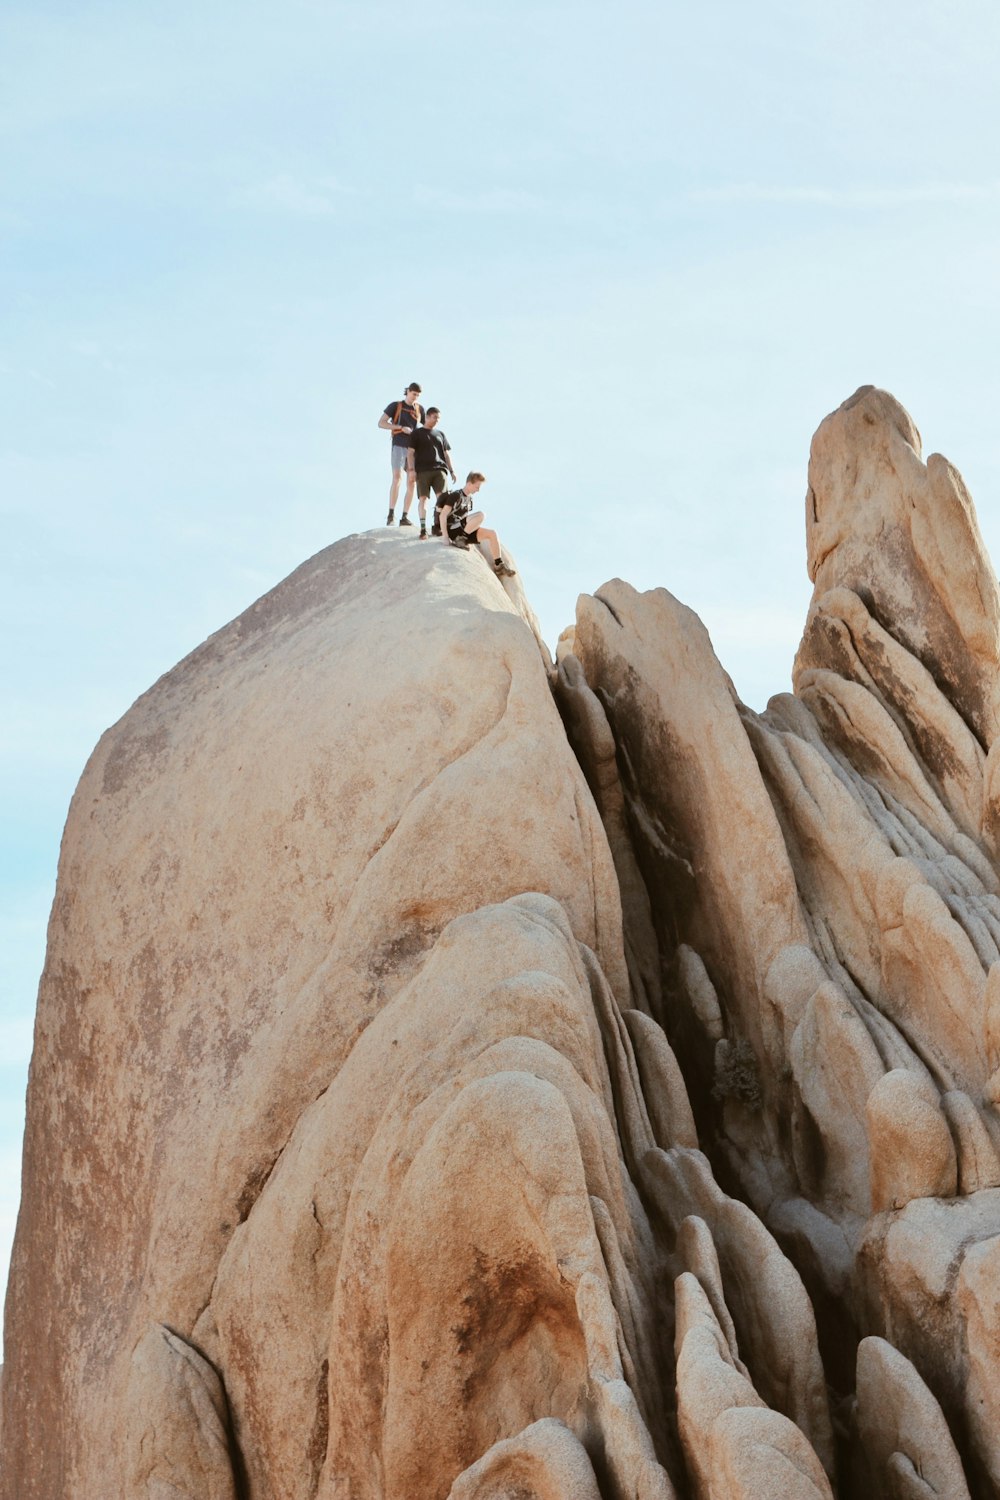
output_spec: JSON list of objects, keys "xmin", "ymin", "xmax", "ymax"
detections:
[{"xmin": 3, "ymin": 385, "xmax": 1000, "ymax": 1498}]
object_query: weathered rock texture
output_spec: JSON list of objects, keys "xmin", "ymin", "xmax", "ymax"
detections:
[
  {"xmin": 4, "ymin": 386, "xmax": 1000, "ymax": 1499},
  {"xmin": 566, "ymin": 386, "xmax": 1000, "ymax": 1497}
]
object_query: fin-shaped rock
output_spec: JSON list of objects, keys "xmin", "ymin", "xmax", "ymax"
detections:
[
  {"xmin": 447, "ymin": 1419, "xmax": 604, "ymax": 1500},
  {"xmin": 126, "ymin": 1325, "xmax": 238, "ymax": 1500},
  {"xmin": 674, "ymin": 1273, "xmax": 833, "ymax": 1500},
  {"xmin": 856, "ymin": 1336, "xmax": 971, "ymax": 1500}
]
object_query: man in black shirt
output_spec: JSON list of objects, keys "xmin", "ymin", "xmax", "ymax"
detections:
[
  {"xmin": 435, "ymin": 473, "xmax": 516, "ymax": 577},
  {"xmin": 377, "ymin": 382, "xmax": 424, "ymax": 525},
  {"xmin": 409, "ymin": 408, "xmax": 456, "ymax": 538}
]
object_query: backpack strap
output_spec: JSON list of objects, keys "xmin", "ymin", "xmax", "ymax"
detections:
[{"xmin": 392, "ymin": 398, "xmax": 421, "ymax": 433}]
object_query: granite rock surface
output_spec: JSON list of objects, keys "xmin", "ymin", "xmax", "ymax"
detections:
[{"xmin": 4, "ymin": 389, "xmax": 1000, "ymax": 1498}]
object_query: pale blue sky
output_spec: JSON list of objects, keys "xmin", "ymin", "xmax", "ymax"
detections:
[{"xmin": 4, "ymin": 0, "xmax": 1000, "ymax": 1326}]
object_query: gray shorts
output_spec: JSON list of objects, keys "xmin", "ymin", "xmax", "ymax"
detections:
[{"xmin": 390, "ymin": 444, "xmax": 411, "ymax": 472}]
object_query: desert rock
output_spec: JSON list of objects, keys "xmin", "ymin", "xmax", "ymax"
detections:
[
  {"xmin": 2, "ymin": 535, "xmax": 630, "ymax": 1500},
  {"xmin": 6, "ymin": 388, "xmax": 1000, "ymax": 1498},
  {"xmin": 856, "ymin": 1335, "xmax": 971, "ymax": 1500}
]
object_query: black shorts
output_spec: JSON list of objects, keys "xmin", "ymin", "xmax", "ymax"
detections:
[{"xmin": 449, "ymin": 526, "xmax": 479, "ymax": 546}]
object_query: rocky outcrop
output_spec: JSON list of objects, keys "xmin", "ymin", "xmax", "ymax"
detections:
[
  {"xmin": 2, "ymin": 535, "xmax": 633, "ymax": 1500},
  {"xmin": 569, "ymin": 386, "xmax": 1000, "ymax": 1496},
  {"xmin": 4, "ymin": 387, "xmax": 1000, "ymax": 1498}
]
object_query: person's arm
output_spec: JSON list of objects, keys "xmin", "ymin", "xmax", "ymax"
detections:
[
  {"xmin": 379, "ymin": 406, "xmax": 406, "ymax": 435},
  {"xmin": 444, "ymin": 437, "xmax": 456, "ymax": 480},
  {"xmin": 438, "ymin": 503, "xmax": 452, "ymax": 540}
]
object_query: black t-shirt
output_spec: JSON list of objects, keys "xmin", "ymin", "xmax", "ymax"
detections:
[
  {"xmin": 383, "ymin": 399, "xmax": 424, "ymax": 446},
  {"xmin": 436, "ymin": 487, "xmax": 473, "ymax": 537},
  {"xmin": 409, "ymin": 426, "xmax": 451, "ymax": 473}
]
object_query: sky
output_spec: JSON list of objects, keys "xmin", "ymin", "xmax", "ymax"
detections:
[{"xmin": 3, "ymin": 0, "xmax": 1000, "ymax": 1333}]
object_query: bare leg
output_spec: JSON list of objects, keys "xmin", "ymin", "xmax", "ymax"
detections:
[
  {"xmin": 475, "ymin": 525, "xmax": 499, "ymax": 565},
  {"xmin": 388, "ymin": 466, "xmax": 403, "ymax": 510},
  {"xmin": 462, "ymin": 512, "xmax": 489, "ymax": 559},
  {"xmin": 402, "ymin": 456, "xmax": 417, "ymax": 515}
]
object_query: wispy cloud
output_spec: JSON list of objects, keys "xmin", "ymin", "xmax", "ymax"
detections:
[
  {"xmin": 690, "ymin": 182, "xmax": 1000, "ymax": 207},
  {"xmin": 234, "ymin": 173, "xmax": 364, "ymax": 218},
  {"xmin": 412, "ymin": 185, "xmax": 546, "ymax": 216},
  {"xmin": 69, "ymin": 338, "xmax": 123, "ymax": 373}
]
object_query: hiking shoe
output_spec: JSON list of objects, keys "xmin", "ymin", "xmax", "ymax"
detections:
[
  {"xmin": 495, "ymin": 559, "xmax": 516, "ymax": 577},
  {"xmin": 450, "ymin": 536, "xmax": 470, "ymax": 550},
  {"xmin": 385, "ymin": 509, "xmax": 395, "ymax": 525},
  {"xmin": 419, "ymin": 527, "xmax": 428, "ymax": 539},
  {"xmin": 399, "ymin": 513, "xmax": 413, "ymax": 527}
]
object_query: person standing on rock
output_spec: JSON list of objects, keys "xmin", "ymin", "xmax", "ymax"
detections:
[
  {"xmin": 378, "ymin": 382, "xmax": 424, "ymax": 526},
  {"xmin": 408, "ymin": 408, "xmax": 457, "ymax": 539},
  {"xmin": 436, "ymin": 473, "xmax": 516, "ymax": 577}
]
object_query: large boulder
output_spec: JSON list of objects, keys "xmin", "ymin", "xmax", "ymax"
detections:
[{"xmin": 2, "ymin": 533, "xmax": 632, "ymax": 1499}]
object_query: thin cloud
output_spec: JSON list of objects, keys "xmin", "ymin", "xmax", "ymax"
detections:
[
  {"xmin": 70, "ymin": 339, "xmax": 122, "ymax": 373},
  {"xmin": 412, "ymin": 185, "xmax": 546, "ymax": 215},
  {"xmin": 691, "ymin": 182, "xmax": 1000, "ymax": 207},
  {"xmin": 235, "ymin": 173, "xmax": 364, "ymax": 218}
]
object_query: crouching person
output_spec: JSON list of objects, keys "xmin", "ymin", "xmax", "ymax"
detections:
[{"xmin": 435, "ymin": 472, "xmax": 516, "ymax": 577}]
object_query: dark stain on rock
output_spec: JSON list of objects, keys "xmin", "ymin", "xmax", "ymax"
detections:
[
  {"xmin": 306, "ymin": 1358, "xmax": 330, "ymax": 1488},
  {"xmin": 101, "ymin": 724, "xmax": 172, "ymax": 797},
  {"xmin": 368, "ymin": 925, "xmax": 434, "ymax": 980},
  {"xmin": 235, "ymin": 1151, "xmax": 282, "ymax": 1226},
  {"xmin": 451, "ymin": 1246, "xmax": 584, "ymax": 1409}
]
